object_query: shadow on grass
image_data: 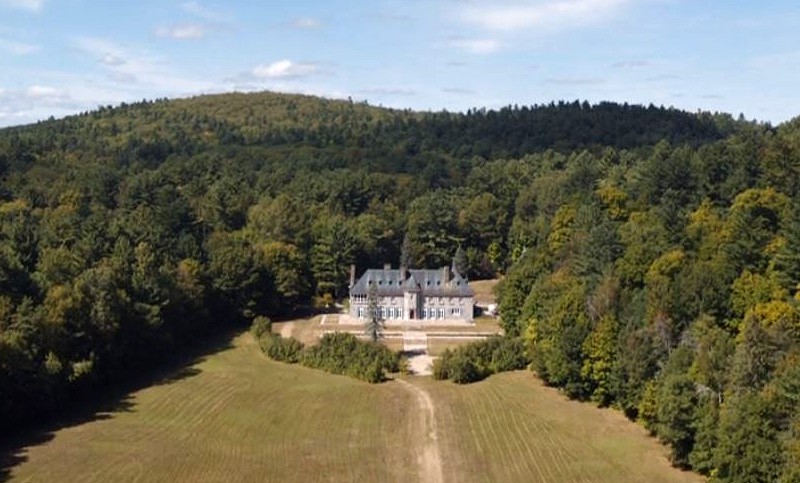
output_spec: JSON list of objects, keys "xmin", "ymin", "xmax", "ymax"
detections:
[
  {"xmin": 400, "ymin": 349, "xmax": 427, "ymax": 357},
  {"xmin": 0, "ymin": 329, "xmax": 237, "ymax": 482}
]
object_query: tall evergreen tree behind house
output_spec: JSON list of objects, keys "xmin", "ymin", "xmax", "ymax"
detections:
[
  {"xmin": 453, "ymin": 245, "xmax": 468, "ymax": 277},
  {"xmin": 400, "ymin": 234, "xmax": 413, "ymax": 268}
]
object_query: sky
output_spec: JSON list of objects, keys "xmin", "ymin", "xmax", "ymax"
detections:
[{"xmin": 1, "ymin": 0, "xmax": 800, "ymax": 127}]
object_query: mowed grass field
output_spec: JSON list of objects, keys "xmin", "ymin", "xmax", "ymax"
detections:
[
  {"xmin": 3, "ymin": 333, "xmax": 422, "ymax": 483},
  {"xmin": 469, "ymin": 278, "xmax": 500, "ymax": 306},
  {"xmin": 3, "ymin": 332, "xmax": 704, "ymax": 483},
  {"xmin": 418, "ymin": 374, "xmax": 703, "ymax": 483}
]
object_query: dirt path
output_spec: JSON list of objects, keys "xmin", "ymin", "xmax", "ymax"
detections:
[
  {"xmin": 403, "ymin": 332, "xmax": 434, "ymax": 376},
  {"xmin": 279, "ymin": 321, "xmax": 294, "ymax": 338},
  {"xmin": 396, "ymin": 379, "xmax": 444, "ymax": 483}
]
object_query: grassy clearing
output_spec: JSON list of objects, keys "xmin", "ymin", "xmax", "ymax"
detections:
[
  {"xmin": 4, "ymin": 333, "xmax": 421, "ymax": 483},
  {"xmin": 421, "ymin": 317, "xmax": 502, "ymax": 333},
  {"xmin": 426, "ymin": 337, "xmax": 495, "ymax": 356},
  {"xmin": 271, "ymin": 314, "xmax": 326, "ymax": 345},
  {"xmin": 4, "ymin": 333, "xmax": 704, "ymax": 483},
  {"xmin": 416, "ymin": 373, "xmax": 704, "ymax": 483},
  {"xmin": 469, "ymin": 278, "xmax": 500, "ymax": 305}
]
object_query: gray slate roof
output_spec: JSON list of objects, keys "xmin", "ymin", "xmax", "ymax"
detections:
[{"xmin": 350, "ymin": 268, "xmax": 474, "ymax": 297}]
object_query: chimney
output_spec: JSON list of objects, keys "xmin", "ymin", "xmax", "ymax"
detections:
[
  {"xmin": 443, "ymin": 265, "xmax": 450, "ymax": 284},
  {"xmin": 384, "ymin": 263, "xmax": 391, "ymax": 271},
  {"xmin": 349, "ymin": 264, "xmax": 356, "ymax": 288},
  {"xmin": 400, "ymin": 265, "xmax": 407, "ymax": 280}
]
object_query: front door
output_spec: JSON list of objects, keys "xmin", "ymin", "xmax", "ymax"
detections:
[{"xmin": 409, "ymin": 309, "xmax": 415, "ymax": 320}]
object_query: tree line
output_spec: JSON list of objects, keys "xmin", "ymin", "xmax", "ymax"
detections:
[
  {"xmin": 497, "ymin": 120, "xmax": 800, "ymax": 481},
  {"xmin": 0, "ymin": 91, "xmax": 796, "ymax": 482}
]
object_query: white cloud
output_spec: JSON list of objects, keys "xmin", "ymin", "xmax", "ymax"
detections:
[
  {"xmin": 449, "ymin": 38, "xmax": 500, "ymax": 54},
  {"xmin": 26, "ymin": 85, "xmax": 60, "ymax": 98},
  {"xmin": 611, "ymin": 60, "xmax": 652, "ymax": 68},
  {"xmin": 156, "ymin": 24, "xmax": 206, "ymax": 40},
  {"xmin": 442, "ymin": 87, "xmax": 476, "ymax": 95},
  {"xmin": 290, "ymin": 17, "xmax": 322, "ymax": 29},
  {"xmin": 252, "ymin": 60, "xmax": 318, "ymax": 79},
  {"xmin": 460, "ymin": 0, "xmax": 631, "ymax": 32},
  {"xmin": 74, "ymin": 36, "xmax": 215, "ymax": 92},
  {"xmin": 100, "ymin": 53, "xmax": 125, "ymax": 66},
  {"xmin": 0, "ymin": 38, "xmax": 39, "ymax": 55},
  {"xmin": 0, "ymin": 84, "xmax": 73, "ymax": 125},
  {"xmin": 0, "ymin": 0, "xmax": 44, "ymax": 12},
  {"xmin": 181, "ymin": 1, "xmax": 231, "ymax": 23}
]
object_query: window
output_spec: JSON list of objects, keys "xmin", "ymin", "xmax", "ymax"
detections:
[{"xmin": 358, "ymin": 307, "xmax": 364, "ymax": 319}]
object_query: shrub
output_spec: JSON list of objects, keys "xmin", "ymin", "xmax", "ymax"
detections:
[
  {"xmin": 250, "ymin": 316, "xmax": 272, "ymax": 338},
  {"xmin": 301, "ymin": 332, "xmax": 402, "ymax": 382},
  {"xmin": 488, "ymin": 337, "xmax": 529, "ymax": 372},
  {"xmin": 255, "ymin": 330, "xmax": 404, "ymax": 383},
  {"xmin": 449, "ymin": 353, "xmax": 484, "ymax": 383},
  {"xmin": 259, "ymin": 333, "xmax": 304, "ymax": 363},
  {"xmin": 432, "ymin": 350, "xmax": 452, "ymax": 380},
  {"xmin": 435, "ymin": 336, "xmax": 530, "ymax": 384}
]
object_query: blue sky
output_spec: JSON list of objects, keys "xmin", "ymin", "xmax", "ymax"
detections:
[{"xmin": 1, "ymin": 0, "xmax": 800, "ymax": 127}]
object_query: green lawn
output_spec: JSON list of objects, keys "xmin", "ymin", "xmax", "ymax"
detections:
[
  {"xmin": 4, "ymin": 332, "xmax": 704, "ymax": 483},
  {"xmin": 418, "ymin": 374, "xmax": 703, "ymax": 483},
  {"xmin": 4, "ymin": 334, "xmax": 421, "ymax": 483}
]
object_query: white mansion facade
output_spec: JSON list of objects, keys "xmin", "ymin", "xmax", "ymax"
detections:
[{"xmin": 348, "ymin": 264, "xmax": 475, "ymax": 323}]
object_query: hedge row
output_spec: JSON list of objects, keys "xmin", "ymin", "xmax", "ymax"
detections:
[
  {"xmin": 432, "ymin": 336, "xmax": 529, "ymax": 383},
  {"xmin": 252, "ymin": 321, "xmax": 403, "ymax": 383}
]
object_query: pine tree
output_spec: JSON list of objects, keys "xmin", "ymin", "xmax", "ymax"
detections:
[
  {"xmin": 400, "ymin": 234, "xmax": 413, "ymax": 268},
  {"xmin": 453, "ymin": 245, "xmax": 468, "ymax": 276},
  {"xmin": 364, "ymin": 280, "xmax": 384, "ymax": 342},
  {"xmin": 774, "ymin": 202, "xmax": 800, "ymax": 293}
]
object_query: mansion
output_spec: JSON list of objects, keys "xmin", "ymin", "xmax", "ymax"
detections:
[{"xmin": 348, "ymin": 264, "xmax": 475, "ymax": 323}]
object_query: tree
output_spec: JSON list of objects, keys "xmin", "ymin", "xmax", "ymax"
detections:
[
  {"xmin": 406, "ymin": 191, "xmax": 460, "ymax": 268},
  {"xmin": 581, "ymin": 314, "xmax": 618, "ymax": 405},
  {"xmin": 400, "ymin": 234, "xmax": 413, "ymax": 268},
  {"xmin": 714, "ymin": 393, "xmax": 784, "ymax": 483},
  {"xmin": 688, "ymin": 315, "xmax": 734, "ymax": 401},
  {"xmin": 311, "ymin": 216, "xmax": 356, "ymax": 299},
  {"xmin": 364, "ymin": 281, "xmax": 384, "ymax": 342},
  {"xmin": 689, "ymin": 398, "xmax": 719, "ymax": 475},
  {"xmin": 453, "ymin": 245, "xmax": 468, "ymax": 276},
  {"xmin": 655, "ymin": 373, "xmax": 698, "ymax": 467},
  {"xmin": 259, "ymin": 241, "xmax": 310, "ymax": 311}
]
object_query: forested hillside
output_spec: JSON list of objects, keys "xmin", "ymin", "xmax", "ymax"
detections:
[{"xmin": 0, "ymin": 91, "xmax": 797, "ymax": 481}]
